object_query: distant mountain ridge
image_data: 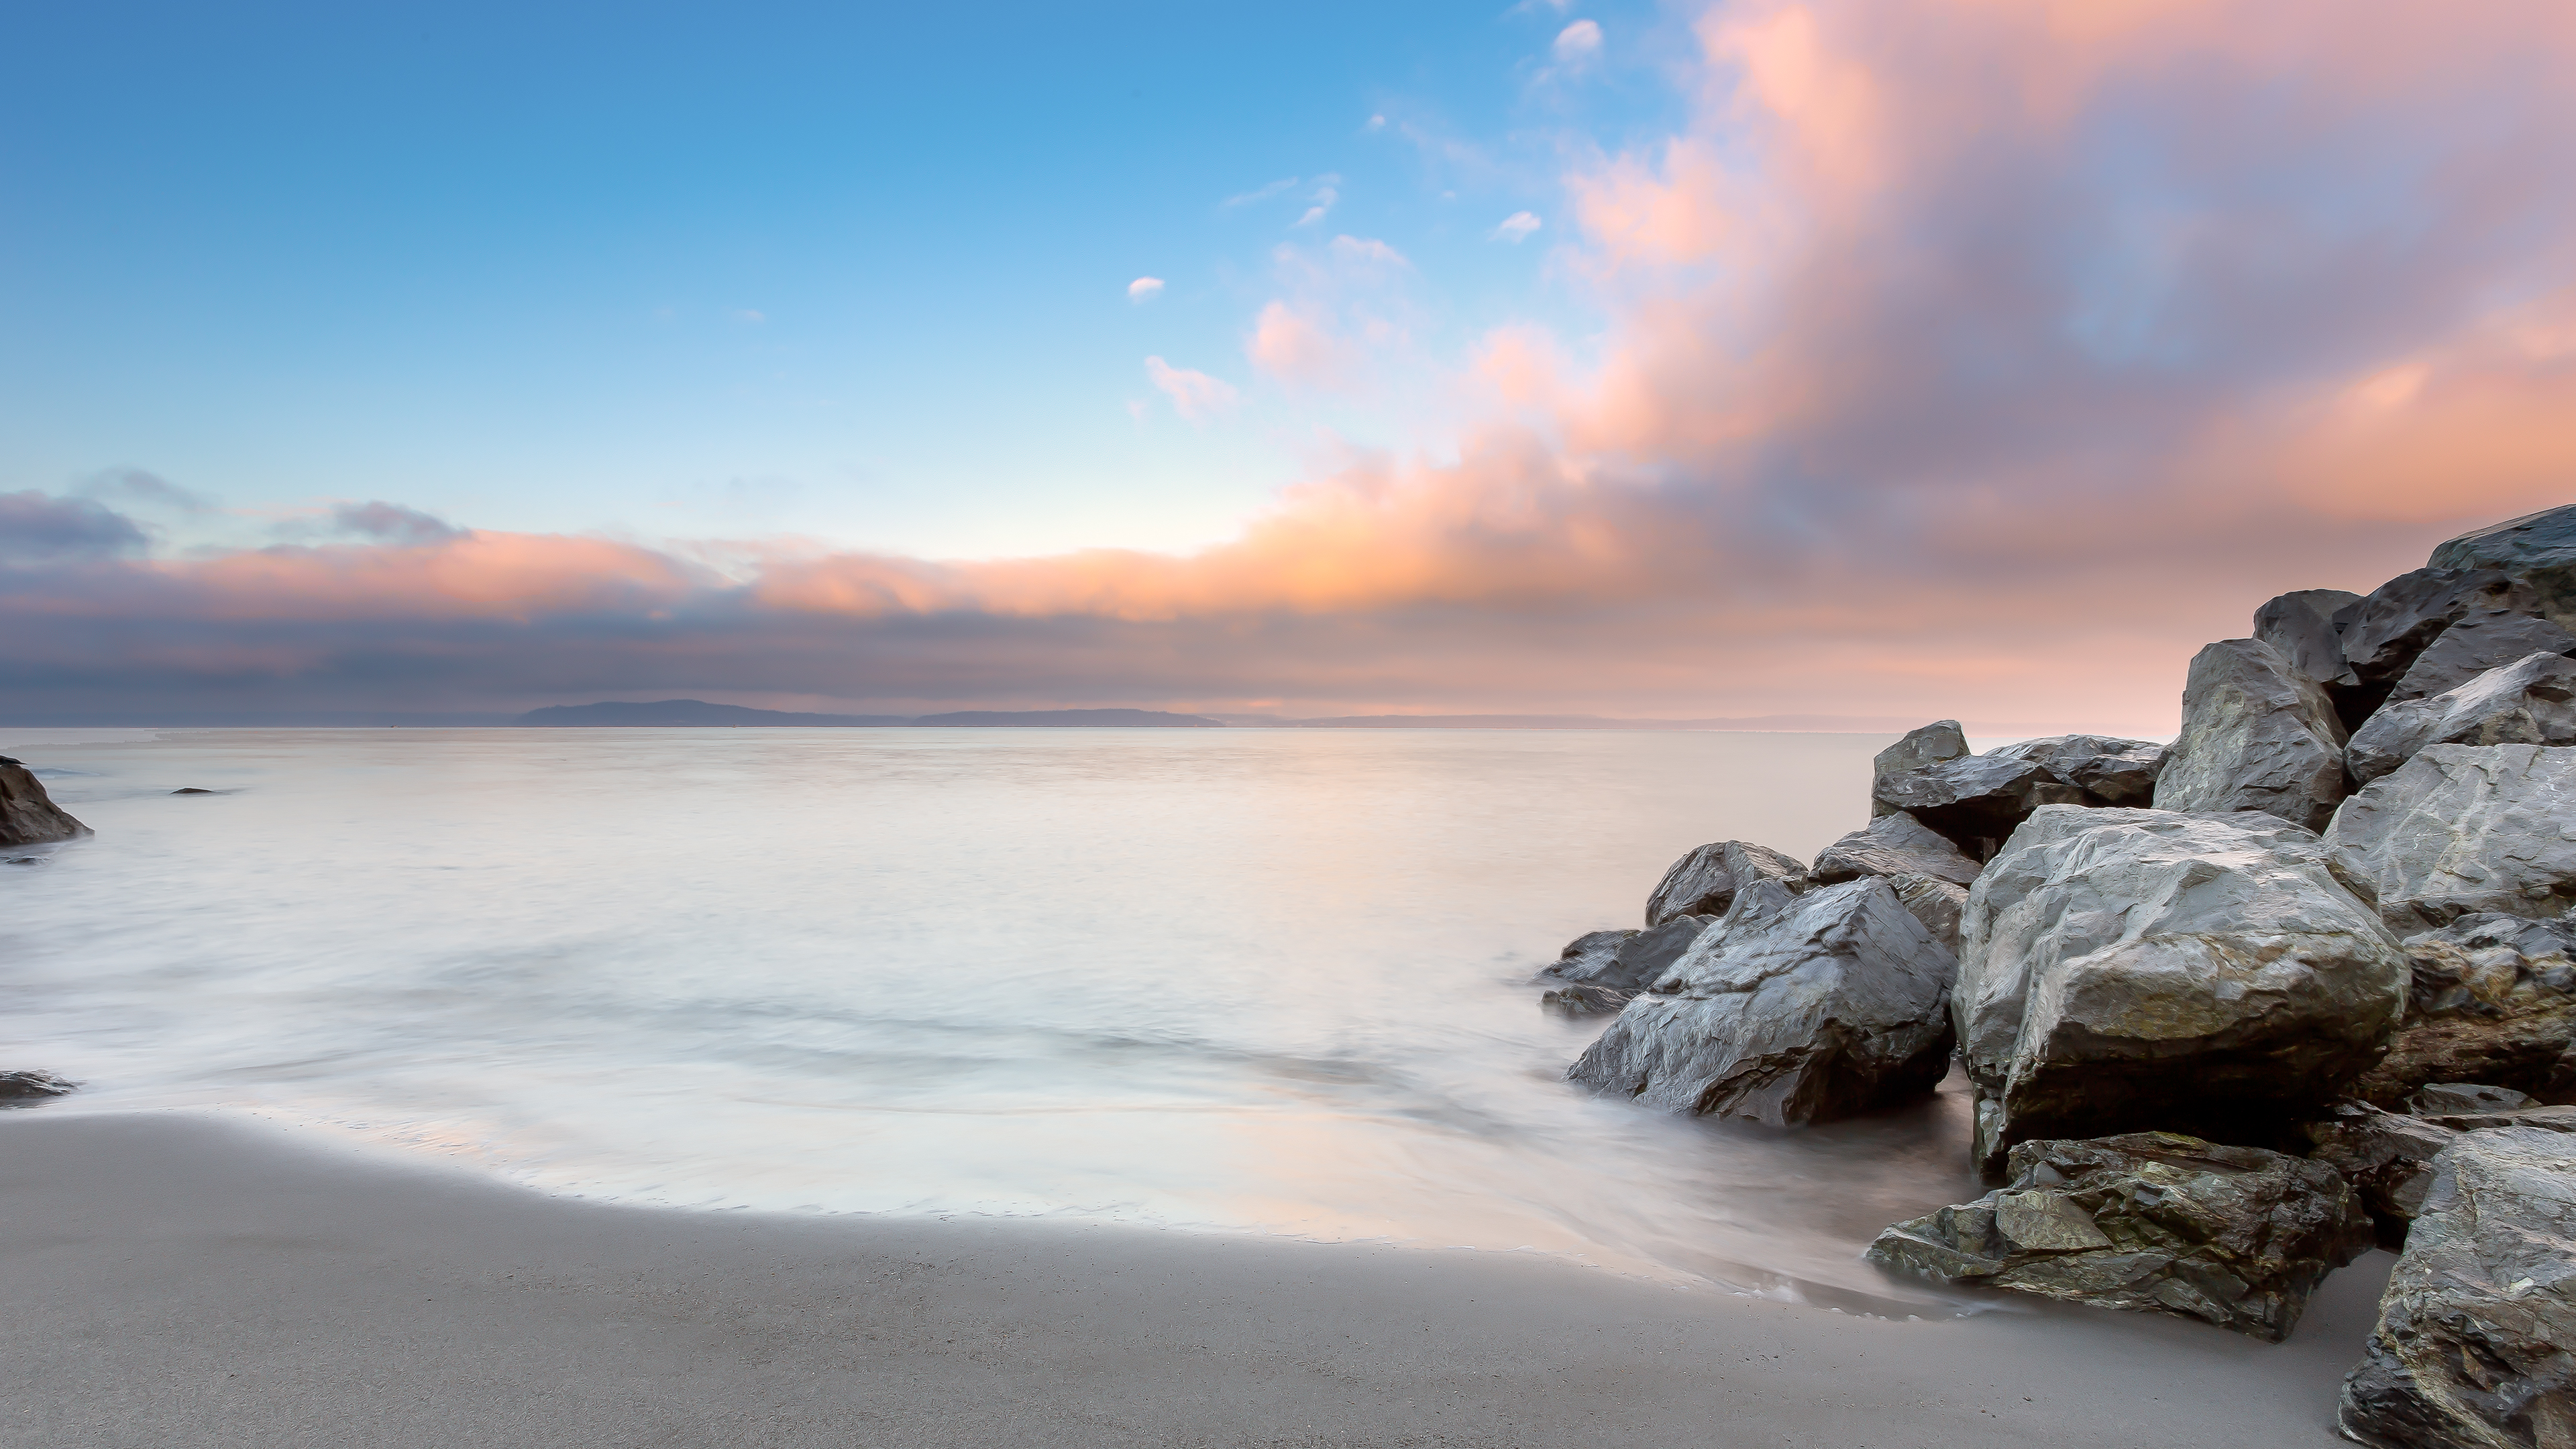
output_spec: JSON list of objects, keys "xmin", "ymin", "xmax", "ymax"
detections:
[{"xmin": 518, "ymin": 700, "xmax": 1225, "ymax": 728}]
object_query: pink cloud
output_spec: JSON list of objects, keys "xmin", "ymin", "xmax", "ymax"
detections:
[{"xmin": 1142, "ymin": 356, "xmax": 1239, "ymax": 421}]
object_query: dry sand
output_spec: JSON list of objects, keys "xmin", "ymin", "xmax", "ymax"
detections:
[{"xmin": 3, "ymin": 1112, "xmax": 2386, "ymax": 1448}]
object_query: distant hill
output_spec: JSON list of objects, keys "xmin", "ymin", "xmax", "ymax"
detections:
[
  {"xmin": 517, "ymin": 700, "xmax": 1224, "ymax": 728},
  {"xmin": 1209, "ymin": 712, "xmax": 1941, "ymax": 731}
]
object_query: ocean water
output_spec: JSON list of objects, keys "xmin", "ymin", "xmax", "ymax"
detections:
[{"xmin": 1, "ymin": 727, "xmax": 1996, "ymax": 1307}]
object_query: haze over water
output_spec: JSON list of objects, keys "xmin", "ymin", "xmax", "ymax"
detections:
[{"xmin": 3, "ymin": 727, "xmax": 1994, "ymax": 1305}]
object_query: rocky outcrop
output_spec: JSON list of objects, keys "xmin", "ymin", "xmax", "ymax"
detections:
[
  {"xmin": 2386, "ymin": 612, "xmax": 2576, "ymax": 705},
  {"xmin": 2346, "ymin": 654, "xmax": 2576, "ymax": 785},
  {"xmin": 2351, "ymin": 912, "xmax": 2576, "ymax": 1105},
  {"xmin": 1568, "ymin": 876, "xmax": 1955, "ymax": 1126},
  {"xmin": 2326, "ymin": 744, "xmax": 2576, "ymax": 934},
  {"xmin": 2430, "ymin": 502, "xmax": 2576, "ymax": 633},
  {"xmin": 1642, "ymin": 841, "xmax": 1808, "ymax": 927},
  {"xmin": 1537, "ymin": 916, "xmax": 1716, "ymax": 1016},
  {"xmin": 1870, "ymin": 720, "xmax": 1968, "ymax": 818},
  {"xmin": 2152, "ymin": 638, "xmax": 2350, "ymax": 830},
  {"xmin": 1955, "ymin": 806, "xmax": 2408, "ymax": 1173},
  {"xmin": 2304, "ymin": 1100, "xmax": 2576, "ymax": 1246},
  {"xmin": 2255, "ymin": 588, "xmax": 2364, "ymax": 689},
  {"xmin": 2339, "ymin": 1126, "xmax": 2576, "ymax": 1448},
  {"xmin": 1866, "ymin": 1132, "xmax": 2373, "ymax": 1342},
  {"xmin": 1811, "ymin": 810, "xmax": 1982, "ymax": 888},
  {"xmin": 1873, "ymin": 756, "xmax": 2088, "ymax": 860},
  {"xmin": 0, "ymin": 757, "xmax": 89, "ymax": 848},
  {"xmin": 1984, "ymin": 734, "xmax": 2168, "ymax": 807}
]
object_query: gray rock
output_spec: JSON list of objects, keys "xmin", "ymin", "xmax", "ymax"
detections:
[
  {"xmin": 1892, "ymin": 875, "xmax": 1968, "ymax": 956},
  {"xmin": 2352, "ymin": 912, "xmax": 2576, "ymax": 1106},
  {"xmin": 2347, "ymin": 653, "xmax": 2576, "ymax": 784},
  {"xmin": 2410, "ymin": 1083, "xmax": 2538, "ymax": 1116},
  {"xmin": 1986, "ymin": 734, "xmax": 2169, "ymax": 808},
  {"xmin": 0, "ymin": 1069, "xmax": 77, "ymax": 1104},
  {"xmin": 2255, "ymin": 588, "xmax": 2364, "ymax": 689},
  {"xmin": 2304, "ymin": 1103, "xmax": 2475, "ymax": 1242},
  {"xmin": 1546, "ymin": 929, "xmax": 1636, "ymax": 983},
  {"xmin": 1642, "ymin": 841, "xmax": 1808, "ymax": 928},
  {"xmin": 2334, "ymin": 568, "xmax": 2542, "ymax": 694},
  {"xmin": 2153, "ymin": 638, "xmax": 2351, "ymax": 830},
  {"xmin": 1870, "ymin": 720, "xmax": 1969, "ymax": 818},
  {"xmin": 2429, "ymin": 502, "xmax": 2576, "ymax": 633},
  {"xmin": 1539, "ymin": 916, "xmax": 1716, "ymax": 1000},
  {"xmin": 1539, "ymin": 981, "xmax": 1634, "ymax": 1017},
  {"xmin": 1568, "ymin": 877, "xmax": 1956, "ymax": 1126},
  {"xmin": 0, "ymin": 757, "xmax": 90, "ymax": 848},
  {"xmin": 1811, "ymin": 811, "xmax": 1982, "ymax": 888},
  {"xmin": 1866, "ymin": 1132, "xmax": 2373, "ymax": 1342},
  {"xmin": 1956, "ymin": 806, "xmax": 2409, "ymax": 1174},
  {"xmin": 2338, "ymin": 1126, "xmax": 2576, "ymax": 1447},
  {"xmin": 2388, "ymin": 611, "xmax": 2576, "ymax": 704},
  {"xmin": 1873, "ymin": 755, "xmax": 2088, "ymax": 860},
  {"xmin": 2326, "ymin": 744, "xmax": 2576, "ymax": 934}
]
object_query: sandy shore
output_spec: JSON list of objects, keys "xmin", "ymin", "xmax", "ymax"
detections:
[{"xmin": 3, "ymin": 1112, "xmax": 2385, "ymax": 1448}]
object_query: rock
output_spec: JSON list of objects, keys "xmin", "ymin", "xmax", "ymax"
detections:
[
  {"xmin": 2429, "ymin": 502, "xmax": 2576, "ymax": 632},
  {"xmin": 2410, "ymin": 1083, "xmax": 2538, "ymax": 1116},
  {"xmin": 1536, "ymin": 916, "xmax": 1718, "ymax": 1014},
  {"xmin": 1873, "ymin": 756, "xmax": 2088, "ymax": 860},
  {"xmin": 2351, "ymin": 912, "xmax": 2576, "ymax": 1105},
  {"xmin": 171, "ymin": 786, "xmax": 217, "ymax": 795},
  {"xmin": 2338, "ymin": 1126, "xmax": 2576, "ymax": 1447},
  {"xmin": 2334, "ymin": 569, "xmax": 2541, "ymax": 692},
  {"xmin": 2346, "ymin": 653, "xmax": 2576, "ymax": 785},
  {"xmin": 2326, "ymin": 744, "xmax": 2576, "ymax": 934},
  {"xmin": 1642, "ymin": 840, "xmax": 1807, "ymax": 927},
  {"xmin": 2255, "ymin": 588, "xmax": 2365, "ymax": 688},
  {"xmin": 1567, "ymin": 877, "xmax": 1956, "ymax": 1126},
  {"xmin": 1956, "ymin": 806, "xmax": 2409, "ymax": 1174},
  {"xmin": 0, "ymin": 757, "xmax": 89, "ymax": 848},
  {"xmin": 2304, "ymin": 1103, "xmax": 2475, "ymax": 1244},
  {"xmin": 1891, "ymin": 875, "xmax": 1968, "ymax": 955},
  {"xmin": 1870, "ymin": 720, "xmax": 1968, "ymax": 818},
  {"xmin": 2152, "ymin": 638, "xmax": 2351, "ymax": 830},
  {"xmin": 1985, "ymin": 735, "xmax": 2168, "ymax": 808},
  {"xmin": 1547, "ymin": 929, "xmax": 1635, "ymax": 982},
  {"xmin": 2387, "ymin": 612, "xmax": 2576, "ymax": 704},
  {"xmin": 1811, "ymin": 811, "xmax": 1982, "ymax": 888},
  {"xmin": 1540, "ymin": 981, "xmax": 1633, "ymax": 1017},
  {"xmin": 0, "ymin": 1069, "xmax": 77, "ymax": 1104},
  {"xmin": 1866, "ymin": 1132, "xmax": 2373, "ymax": 1342}
]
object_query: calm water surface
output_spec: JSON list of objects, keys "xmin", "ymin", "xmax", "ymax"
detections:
[{"xmin": 1, "ymin": 727, "xmax": 1997, "ymax": 1307}]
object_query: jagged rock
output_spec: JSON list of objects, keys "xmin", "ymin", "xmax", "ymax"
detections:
[
  {"xmin": 1956, "ymin": 806, "xmax": 2408, "ymax": 1173},
  {"xmin": 1873, "ymin": 756, "xmax": 2087, "ymax": 860},
  {"xmin": 1866, "ymin": 1132, "xmax": 2372, "ymax": 1342},
  {"xmin": 1869, "ymin": 720, "xmax": 1969, "ymax": 818},
  {"xmin": 2338, "ymin": 1126, "xmax": 2576, "ymax": 1447},
  {"xmin": 0, "ymin": 1069, "xmax": 77, "ymax": 1104},
  {"xmin": 2255, "ymin": 588, "xmax": 2365, "ymax": 688},
  {"xmin": 1568, "ymin": 877, "xmax": 1955, "ymax": 1126},
  {"xmin": 2430, "ymin": 502, "xmax": 2576, "ymax": 632},
  {"xmin": 1811, "ymin": 811, "xmax": 1982, "ymax": 888},
  {"xmin": 0, "ymin": 757, "xmax": 90, "ymax": 848},
  {"xmin": 2334, "ymin": 568, "xmax": 2541, "ymax": 693},
  {"xmin": 2347, "ymin": 653, "xmax": 2576, "ymax": 784},
  {"xmin": 2387, "ymin": 612, "xmax": 2576, "ymax": 704},
  {"xmin": 2304, "ymin": 1103, "xmax": 2473, "ymax": 1244},
  {"xmin": 2411, "ymin": 1083, "xmax": 2538, "ymax": 1115},
  {"xmin": 1642, "ymin": 841, "xmax": 1807, "ymax": 927},
  {"xmin": 2153, "ymin": 638, "xmax": 2350, "ymax": 830},
  {"xmin": 1548, "ymin": 929, "xmax": 1635, "ymax": 982},
  {"xmin": 1892, "ymin": 875, "xmax": 1968, "ymax": 955},
  {"xmin": 2352, "ymin": 912, "xmax": 2576, "ymax": 1105},
  {"xmin": 1540, "ymin": 981, "xmax": 1632, "ymax": 1016},
  {"xmin": 1985, "ymin": 734, "xmax": 2168, "ymax": 807},
  {"xmin": 1536, "ymin": 916, "xmax": 1717, "ymax": 1015},
  {"xmin": 2326, "ymin": 744, "xmax": 2576, "ymax": 934}
]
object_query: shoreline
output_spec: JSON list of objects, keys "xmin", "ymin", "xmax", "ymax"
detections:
[{"xmin": 4, "ymin": 1110, "xmax": 2390, "ymax": 1448}]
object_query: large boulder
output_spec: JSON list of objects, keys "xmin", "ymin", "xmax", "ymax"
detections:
[
  {"xmin": 1642, "ymin": 840, "xmax": 1807, "ymax": 927},
  {"xmin": 0, "ymin": 757, "xmax": 89, "ymax": 848},
  {"xmin": 1866, "ymin": 1132, "xmax": 2373, "ymax": 1342},
  {"xmin": 2304, "ymin": 1100, "xmax": 2576, "ymax": 1245},
  {"xmin": 2254, "ymin": 588, "xmax": 2364, "ymax": 689},
  {"xmin": 2338, "ymin": 1126, "xmax": 2576, "ymax": 1448},
  {"xmin": 2334, "ymin": 568, "xmax": 2541, "ymax": 696},
  {"xmin": 1985, "ymin": 734, "xmax": 2168, "ymax": 807},
  {"xmin": 1567, "ymin": 876, "xmax": 1956, "ymax": 1126},
  {"xmin": 1890, "ymin": 875, "xmax": 1969, "ymax": 955},
  {"xmin": 1873, "ymin": 755, "xmax": 2088, "ymax": 860},
  {"xmin": 1869, "ymin": 720, "xmax": 1968, "ymax": 818},
  {"xmin": 1810, "ymin": 810, "xmax": 1982, "ymax": 888},
  {"xmin": 1955, "ymin": 806, "xmax": 2409, "ymax": 1174},
  {"xmin": 1536, "ymin": 916, "xmax": 1716, "ymax": 1016},
  {"xmin": 2153, "ymin": 638, "xmax": 2350, "ymax": 830},
  {"xmin": 2386, "ymin": 612, "xmax": 2576, "ymax": 705},
  {"xmin": 2326, "ymin": 744, "xmax": 2576, "ymax": 934},
  {"xmin": 2430, "ymin": 502, "xmax": 2576, "ymax": 633},
  {"xmin": 2347, "ymin": 654, "xmax": 2576, "ymax": 785},
  {"xmin": 2351, "ymin": 912, "xmax": 2576, "ymax": 1105}
]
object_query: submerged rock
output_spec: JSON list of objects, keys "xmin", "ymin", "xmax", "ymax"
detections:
[
  {"xmin": 1955, "ymin": 806, "xmax": 2408, "ymax": 1174},
  {"xmin": 2429, "ymin": 502, "xmax": 2576, "ymax": 633},
  {"xmin": 2326, "ymin": 744, "xmax": 2576, "ymax": 934},
  {"xmin": 2345, "ymin": 653, "xmax": 2576, "ymax": 785},
  {"xmin": 1642, "ymin": 840, "xmax": 1807, "ymax": 927},
  {"xmin": 1866, "ymin": 1132, "xmax": 2372, "ymax": 1342},
  {"xmin": 0, "ymin": 1070, "xmax": 77, "ymax": 1105},
  {"xmin": 1870, "ymin": 720, "xmax": 1968, "ymax": 818},
  {"xmin": 2254, "ymin": 588, "xmax": 2365, "ymax": 690},
  {"xmin": 1810, "ymin": 810, "xmax": 1982, "ymax": 888},
  {"xmin": 1568, "ymin": 877, "xmax": 1955, "ymax": 1126},
  {"xmin": 1872, "ymin": 755, "xmax": 2087, "ymax": 861},
  {"xmin": 2351, "ymin": 912, "xmax": 2576, "ymax": 1106},
  {"xmin": 2153, "ymin": 637, "xmax": 2350, "ymax": 830},
  {"xmin": 1986, "ymin": 734, "xmax": 2168, "ymax": 808},
  {"xmin": 2339, "ymin": 1126, "xmax": 2576, "ymax": 1448},
  {"xmin": 1537, "ymin": 917, "xmax": 1717, "ymax": 1015},
  {"xmin": 0, "ymin": 757, "xmax": 90, "ymax": 848}
]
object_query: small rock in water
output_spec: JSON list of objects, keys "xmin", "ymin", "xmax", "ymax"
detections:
[
  {"xmin": 1866, "ymin": 1132, "xmax": 2373, "ymax": 1341},
  {"xmin": 171, "ymin": 787, "xmax": 217, "ymax": 795},
  {"xmin": 0, "ymin": 1070, "xmax": 78, "ymax": 1105}
]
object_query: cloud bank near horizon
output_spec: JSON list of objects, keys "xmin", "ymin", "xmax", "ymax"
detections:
[{"xmin": 7, "ymin": 0, "xmax": 2575, "ymax": 730}]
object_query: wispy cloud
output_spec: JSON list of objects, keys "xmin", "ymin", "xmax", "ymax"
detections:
[
  {"xmin": 1295, "ymin": 176, "xmax": 1342, "ymax": 228},
  {"xmin": 1552, "ymin": 19, "xmax": 1602, "ymax": 64},
  {"xmin": 1492, "ymin": 211, "xmax": 1543, "ymax": 244},
  {"xmin": 1143, "ymin": 356, "xmax": 1240, "ymax": 421},
  {"xmin": 1222, "ymin": 176, "xmax": 1299, "ymax": 209},
  {"xmin": 1127, "ymin": 276, "xmax": 1165, "ymax": 303}
]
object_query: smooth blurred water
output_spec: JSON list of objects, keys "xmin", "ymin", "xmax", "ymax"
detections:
[{"xmin": 1, "ymin": 727, "xmax": 1994, "ymax": 1306}]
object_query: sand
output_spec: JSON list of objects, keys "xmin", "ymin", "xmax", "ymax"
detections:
[{"xmin": 1, "ymin": 1111, "xmax": 2387, "ymax": 1448}]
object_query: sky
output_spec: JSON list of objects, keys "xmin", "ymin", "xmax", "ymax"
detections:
[{"xmin": 5, "ymin": 0, "xmax": 2574, "ymax": 730}]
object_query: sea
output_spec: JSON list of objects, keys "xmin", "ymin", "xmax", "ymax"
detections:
[{"xmin": 1, "ymin": 726, "xmax": 2004, "ymax": 1309}]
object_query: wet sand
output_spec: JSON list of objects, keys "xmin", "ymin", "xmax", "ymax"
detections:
[{"xmin": 2, "ymin": 1112, "xmax": 2385, "ymax": 1448}]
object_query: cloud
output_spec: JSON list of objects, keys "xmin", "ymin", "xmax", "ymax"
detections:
[
  {"xmin": 1142, "ymin": 356, "xmax": 1240, "ymax": 420},
  {"xmin": 1295, "ymin": 177, "xmax": 1342, "ymax": 227},
  {"xmin": 1326, "ymin": 235, "xmax": 1409, "ymax": 270},
  {"xmin": 76, "ymin": 469, "xmax": 214, "ymax": 513},
  {"xmin": 1246, "ymin": 302, "xmax": 1351, "ymax": 388},
  {"xmin": 1127, "ymin": 276, "xmax": 1166, "ymax": 303},
  {"xmin": 1492, "ymin": 211, "xmax": 1544, "ymax": 244},
  {"xmin": 1222, "ymin": 176, "xmax": 1299, "ymax": 209},
  {"xmin": 332, "ymin": 502, "xmax": 466, "ymax": 546},
  {"xmin": 0, "ymin": 491, "xmax": 149, "ymax": 562},
  {"xmin": 1553, "ymin": 19, "xmax": 1603, "ymax": 64}
]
